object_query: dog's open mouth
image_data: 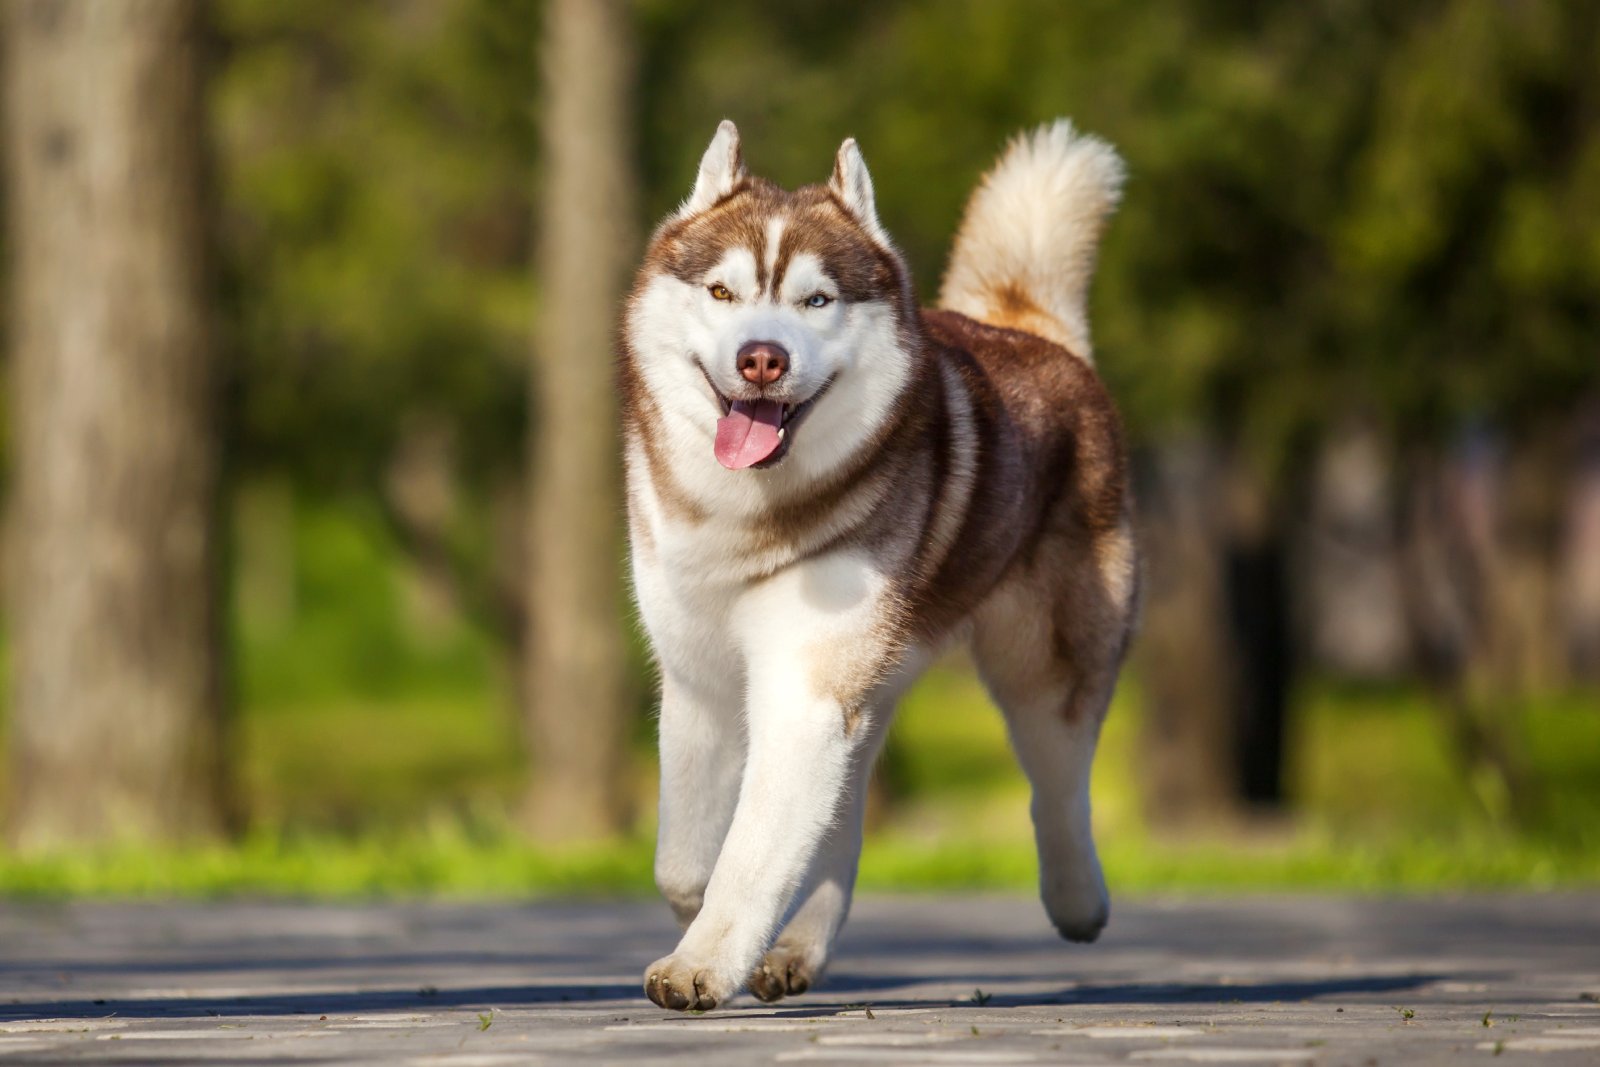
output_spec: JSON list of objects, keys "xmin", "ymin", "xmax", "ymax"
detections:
[{"xmin": 699, "ymin": 366, "xmax": 832, "ymax": 471}]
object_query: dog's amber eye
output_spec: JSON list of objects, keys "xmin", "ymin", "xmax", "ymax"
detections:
[
  {"xmin": 805, "ymin": 292, "xmax": 833, "ymax": 308},
  {"xmin": 708, "ymin": 284, "xmax": 733, "ymax": 302}
]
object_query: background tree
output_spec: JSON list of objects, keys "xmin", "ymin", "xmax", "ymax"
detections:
[
  {"xmin": 520, "ymin": 0, "xmax": 636, "ymax": 840},
  {"xmin": 2, "ymin": 0, "xmax": 227, "ymax": 849}
]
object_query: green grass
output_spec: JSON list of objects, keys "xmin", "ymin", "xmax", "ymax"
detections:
[
  {"xmin": 0, "ymin": 820, "xmax": 1594, "ymax": 900},
  {"xmin": 0, "ymin": 829, "xmax": 654, "ymax": 898},
  {"xmin": 2, "ymin": 490, "xmax": 1598, "ymax": 897}
]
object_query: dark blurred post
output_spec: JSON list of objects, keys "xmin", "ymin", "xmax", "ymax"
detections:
[
  {"xmin": 1138, "ymin": 439, "xmax": 1295, "ymax": 826},
  {"xmin": 521, "ymin": 0, "xmax": 635, "ymax": 840},
  {"xmin": 2, "ymin": 0, "xmax": 227, "ymax": 849}
]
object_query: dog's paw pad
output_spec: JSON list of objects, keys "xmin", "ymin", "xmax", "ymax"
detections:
[
  {"xmin": 747, "ymin": 948, "xmax": 818, "ymax": 1003},
  {"xmin": 1043, "ymin": 870, "xmax": 1110, "ymax": 944},
  {"xmin": 1047, "ymin": 893, "xmax": 1109, "ymax": 943},
  {"xmin": 1053, "ymin": 915, "xmax": 1107, "ymax": 943},
  {"xmin": 644, "ymin": 955, "xmax": 724, "ymax": 1012}
]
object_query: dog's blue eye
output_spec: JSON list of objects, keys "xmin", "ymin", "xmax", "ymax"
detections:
[{"xmin": 806, "ymin": 293, "xmax": 832, "ymax": 308}]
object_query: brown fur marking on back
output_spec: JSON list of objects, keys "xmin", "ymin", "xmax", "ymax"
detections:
[
  {"xmin": 925, "ymin": 310, "xmax": 1127, "ymax": 534},
  {"xmin": 893, "ymin": 310, "xmax": 1131, "ymax": 645}
]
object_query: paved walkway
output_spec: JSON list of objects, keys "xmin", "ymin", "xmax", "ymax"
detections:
[{"xmin": 0, "ymin": 894, "xmax": 1596, "ymax": 1064}]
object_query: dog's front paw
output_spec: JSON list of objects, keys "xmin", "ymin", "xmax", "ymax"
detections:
[
  {"xmin": 747, "ymin": 944, "xmax": 821, "ymax": 1003},
  {"xmin": 644, "ymin": 954, "xmax": 733, "ymax": 1012},
  {"xmin": 1044, "ymin": 872, "xmax": 1110, "ymax": 943}
]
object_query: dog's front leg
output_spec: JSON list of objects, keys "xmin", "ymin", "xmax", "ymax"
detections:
[
  {"xmin": 643, "ymin": 555, "xmax": 890, "ymax": 1012},
  {"xmin": 643, "ymin": 681, "xmax": 860, "ymax": 1011},
  {"xmin": 746, "ymin": 705, "xmax": 887, "ymax": 1002},
  {"xmin": 746, "ymin": 643, "xmax": 931, "ymax": 1001},
  {"xmin": 654, "ymin": 670, "xmax": 745, "ymax": 928}
]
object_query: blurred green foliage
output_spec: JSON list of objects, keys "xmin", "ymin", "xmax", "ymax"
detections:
[
  {"xmin": 216, "ymin": 0, "xmax": 1599, "ymax": 498},
  {"xmin": 231, "ymin": 486, "xmax": 500, "ymax": 706},
  {"xmin": 216, "ymin": 0, "xmax": 537, "ymax": 488}
]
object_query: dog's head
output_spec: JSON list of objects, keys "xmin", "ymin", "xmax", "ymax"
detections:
[{"xmin": 623, "ymin": 121, "xmax": 918, "ymax": 485}]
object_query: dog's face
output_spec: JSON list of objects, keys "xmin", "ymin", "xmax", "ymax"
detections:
[{"xmin": 624, "ymin": 122, "xmax": 917, "ymax": 483}]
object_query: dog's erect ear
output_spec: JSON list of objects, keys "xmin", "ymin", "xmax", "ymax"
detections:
[
  {"xmin": 829, "ymin": 137, "xmax": 888, "ymax": 244},
  {"xmin": 678, "ymin": 120, "xmax": 746, "ymax": 219}
]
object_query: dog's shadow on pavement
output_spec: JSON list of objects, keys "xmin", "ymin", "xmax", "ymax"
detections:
[
  {"xmin": 760, "ymin": 970, "xmax": 1455, "ymax": 1017},
  {"xmin": 0, "ymin": 972, "xmax": 1453, "ymax": 1023},
  {"xmin": 0, "ymin": 982, "xmax": 646, "ymax": 1022}
]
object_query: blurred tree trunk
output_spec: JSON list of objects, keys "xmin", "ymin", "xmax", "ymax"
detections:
[
  {"xmin": 1302, "ymin": 418, "xmax": 1409, "ymax": 678},
  {"xmin": 1397, "ymin": 429, "xmax": 1554, "ymax": 824},
  {"xmin": 1561, "ymin": 398, "xmax": 1600, "ymax": 682},
  {"xmin": 520, "ymin": 0, "xmax": 635, "ymax": 840},
  {"xmin": 2, "ymin": 0, "xmax": 228, "ymax": 850},
  {"xmin": 1138, "ymin": 442, "xmax": 1239, "ymax": 825},
  {"xmin": 1497, "ymin": 427, "xmax": 1570, "ymax": 694},
  {"xmin": 1138, "ymin": 440, "xmax": 1294, "ymax": 828}
]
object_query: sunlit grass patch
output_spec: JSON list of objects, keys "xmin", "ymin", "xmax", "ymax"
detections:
[
  {"xmin": 1, "ymin": 820, "xmax": 1595, "ymax": 898},
  {"xmin": 0, "ymin": 826, "xmax": 655, "ymax": 899}
]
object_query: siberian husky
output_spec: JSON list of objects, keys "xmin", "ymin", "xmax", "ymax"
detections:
[{"xmin": 620, "ymin": 119, "xmax": 1137, "ymax": 1011}]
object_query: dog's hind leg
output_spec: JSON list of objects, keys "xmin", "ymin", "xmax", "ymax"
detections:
[
  {"xmin": 971, "ymin": 535, "xmax": 1134, "ymax": 943},
  {"xmin": 1000, "ymin": 677, "xmax": 1112, "ymax": 943},
  {"xmin": 654, "ymin": 671, "xmax": 745, "ymax": 929}
]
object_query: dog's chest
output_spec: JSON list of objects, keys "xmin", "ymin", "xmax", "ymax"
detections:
[{"xmin": 629, "ymin": 514, "xmax": 777, "ymax": 671}]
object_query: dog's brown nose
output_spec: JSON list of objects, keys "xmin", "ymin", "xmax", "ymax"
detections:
[{"xmin": 737, "ymin": 341, "xmax": 789, "ymax": 386}]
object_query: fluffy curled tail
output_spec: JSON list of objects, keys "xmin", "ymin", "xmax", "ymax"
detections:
[{"xmin": 938, "ymin": 120, "xmax": 1125, "ymax": 362}]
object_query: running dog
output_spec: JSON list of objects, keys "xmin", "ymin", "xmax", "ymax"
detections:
[{"xmin": 619, "ymin": 119, "xmax": 1137, "ymax": 1011}]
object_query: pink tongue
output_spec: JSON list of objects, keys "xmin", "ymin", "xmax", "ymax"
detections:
[{"xmin": 715, "ymin": 399, "xmax": 784, "ymax": 470}]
